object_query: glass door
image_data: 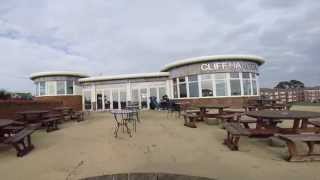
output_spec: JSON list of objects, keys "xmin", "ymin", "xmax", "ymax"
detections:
[
  {"xmin": 120, "ymin": 89, "xmax": 127, "ymax": 109},
  {"xmin": 131, "ymin": 89, "xmax": 139, "ymax": 107},
  {"xmin": 96, "ymin": 92, "xmax": 103, "ymax": 110},
  {"xmin": 104, "ymin": 90, "xmax": 111, "ymax": 110},
  {"xmin": 140, "ymin": 88, "xmax": 148, "ymax": 109},
  {"xmin": 112, "ymin": 89, "xmax": 119, "ymax": 109}
]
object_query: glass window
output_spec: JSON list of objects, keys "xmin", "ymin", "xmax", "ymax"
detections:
[
  {"xmin": 84, "ymin": 91, "xmax": 91, "ymax": 110},
  {"xmin": 243, "ymin": 79, "xmax": 251, "ymax": 95},
  {"xmin": 252, "ymin": 80, "xmax": 257, "ymax": 95},
  {"xmin": 179, "ymin": 77, "xmax": 187, "ymax": 98},
  {"xmin": 47, "ymin": 81, "xmax": 56, "ymax": 96},
  {"xmin": 150, "ymin": 88, "xmax": 157, "ymax": 98},
  {"xmin": 173, "ymin": 78, "xmax": 178, "ymax": 98},
  {"xmin": 230, "ymin": 73, "xmax": 241, "ymax": 96},
  {"xmin": 159, "ymin": 87, "xmax": 166, "ymax": 99},
  {"xmin": 242, "ymin": 73, "xmax": 251, "ymax": 95},
  {"xmin": 188, "ymin": 75, "xmax": 199, "ymax": 97},
  {"xmin": 215, "ymin": 73, "xmax": 228, "ymax": 96},
  {"xmin": 104, "ymin": 90, "xmax": 111, "ymax": 109},
  {"xmin": 66, "ymin": 80, "xmax": 74, "ymax": 95},
  {"xmin": 140, "ymin": 88, "xmax": 148, "ymax": 109},
  {"xmin": 131, "ymin": 89, "xmax": 139, "ymax": 106},
  {"xmin": 112, "ymin": 89, "xmax": 119, "ymax": 109},
  {"xmin": 200, "ymin": 74, "xmax": 213, "ymax": 97},
  {"xmin": 120, "ymin": 89, "xmax": 126, "ymax": 109},
  {"xmin": 242, "ymin": 72, "xmax": 250, "ymax": 79},
  {"xmin": 39, "ymin": 82, "xmax": 46, "ymax": 96},
  {"xmin": 35, "ymin": 82, "xmax": 39, "ymax": 96},
  {"xmin": 251, "ymin": 73, "xmax": 256, "ymax": 79},
  {"xmin": 57, "ymin": 81, "xmax": 66, "ymax": 95}
]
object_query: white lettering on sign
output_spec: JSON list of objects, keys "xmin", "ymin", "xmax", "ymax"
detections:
[{"xmin": 200, "ymin": 61, "xmax": 258, "ymax": 72}]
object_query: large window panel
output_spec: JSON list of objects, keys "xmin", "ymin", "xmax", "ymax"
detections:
[
  {"xmin": 112, "ymin": 89, "xmax": 119, "ymax": 109},
  {"xmin": 47, "ymin": 81, "xmax": 56, "ymax": 96},
  {"xmin": 159, "ymin": 87, "xmax": 166, "ymax": 99},
  {"xmin": 252, "ymin": 80, "xmax": 257, "ymax": 95},
  {"xmin": 230, "ymin": 73, "xmax": 241, "ymax": 96},
  {"xmin": 188, "ymin": 75, "xmax": 199, "ymax": 97},
  {"xmin": 173, "ymin": 78, "xmax": 178, "ymax": 98},
  {"xmin": 242, "ymin": 73, "xmax": 251, "ymax": 95},
  {"xmin": 39, "ymin": 82, "xmax": 46, "ymax": 96},
  {"xmin": 179, "ymin": 77, "xmax": 187, "ymax": 98},
  {"xmin": 66, "ymin": 80, "xmax": 74, "ymax": 95},
  {"xmin": 201, "ymin": 74, "xmax": 213, "ymax": 97},
  {"xmin": 84, "ymin": 91, "xmax": 92, "ymax": 110},
  {"xmin": 104, "ymin": 90, "xmax": 111, "ymax": 109},
  {"xmin": 120, "ymin": 89, "xmax": 127, "ymax": 109},
  {"xmin": 57, "ymin": 81, "xmax": 66, "ymax": 95},
  {"xmin": 215, "ymin": 73, "xmax": 228, "ymax": 96},
  {"xmin": 35, "ymin": 82, "xmax": 39, "ymax": 96}
]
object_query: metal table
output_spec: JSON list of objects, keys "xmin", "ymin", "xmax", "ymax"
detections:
[{"xmin": 110, "ymin": 109, "xmax": 138, "ymax": 138}]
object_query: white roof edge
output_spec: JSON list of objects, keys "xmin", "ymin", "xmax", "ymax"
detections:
[
  {"xmin": 79, "ymin": 72, "xmax": 170, "ymax": 83},
  {"xmin": 30, "ymin": 71, "xmax": 89, "ymax": 80},
  {"xmin": 161, "ymin": 54, "xmax": 265, "ymax": 72}
]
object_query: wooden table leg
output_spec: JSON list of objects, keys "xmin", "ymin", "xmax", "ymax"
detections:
[
  {"xmin": 293, "ymin": 118, "xmax": 301, "ymax": 131},
  {"xmin": 300, "ymin": 118, "xmax": 308, "ymax": 129}
]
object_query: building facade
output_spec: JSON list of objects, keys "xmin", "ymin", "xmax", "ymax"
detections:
[
  {"xmin": 260, "ymin": 87, "xmax": 320, "ymax": 103},
  {"xmin": 30, "ymin": 55, "xmax": 265, "ymax": 111}
]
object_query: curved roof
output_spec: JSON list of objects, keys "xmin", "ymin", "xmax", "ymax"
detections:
[
  {"xmin": 161, "ymin": 54, "xmax": 265, "ymax": 72},
  {"xmin": 79, "ymin": 72, "xmax": 170, "ymax": 83},
  {"xmin": 30, "ymin": 71, "xmax": 89, "ymax": 80}
]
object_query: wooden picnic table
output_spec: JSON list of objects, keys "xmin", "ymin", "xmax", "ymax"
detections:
[
  {"xmin": 0, "ymin": 119, "xmax": 24, "ymax": 141},
  {"xmin": 53, "ymin": 107, "xmax": 73, "ymax": 120},
  {"xmin": 246, "ymin": 110, "xmax": 320, "ymax": 136},
  {"xmin": 16, "ymin": 110, "xmax": 49, "ymax": 124},
  {"xmin": 193, "ymin": 105, "xmax": 230, "ymax": 121}
]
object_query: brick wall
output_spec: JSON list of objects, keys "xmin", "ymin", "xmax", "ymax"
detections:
[
  {"xmin": 175, "ymin": 96, "xmax": 258, "ymax": 108},
  {"xmin": 0, "ymin": 100, "xmax": 62, "ymax": 119},
  {"xmin": 35, "ymin": 95, "xmax": 82, "ymax": 111}
]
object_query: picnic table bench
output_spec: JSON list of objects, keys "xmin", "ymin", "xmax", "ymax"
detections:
[
  {"xmin": 308, "ymin": 120, "xmax": 320, "ymax": 127},
  {"xmin": 278, "ymin": 134, "xmax": 320, "ymax": 162},
  {"xmin": 3, "ymin": 127, "xmax": 36, "ymax": 157},
  {"xmin": 42, "ymin": 112, "xmax": 61, "ymax": 132},
  {"xmin": 71, "ymin": 111, "xmax": 85, "ymax": 122},
  {"xmin": 223, "ymin": 122, "xmax": 251, "ymax": 150},
  {"xmin": 182, "ymin": 113, "xmax": 199, "ymax": 128}
]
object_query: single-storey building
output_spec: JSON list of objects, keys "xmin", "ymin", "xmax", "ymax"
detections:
[{"xmin": 30, "ymin": 55, "xmax": 265, "ymax": 111}]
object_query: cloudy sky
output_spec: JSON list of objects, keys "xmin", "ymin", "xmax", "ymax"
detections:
[{"xmin": 0, "ymin": 0, "xmax": 319, "ymax": 92}]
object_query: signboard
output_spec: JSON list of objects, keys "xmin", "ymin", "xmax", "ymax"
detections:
[
  {"xmin": 169, "ymin": 60, "xmax": 259, "ymax": 78},
  {"xmin": 200, "ymin": 61, "xmax": 258, "ymax": 73}
]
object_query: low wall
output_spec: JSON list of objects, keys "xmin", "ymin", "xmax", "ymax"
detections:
[
  {"xmin": 175, "ymin": 96, "xmax": 258, "ymax": 108},
  {"xmin": 0, "ymin": 100, "xmax": 62, "ymax": 119},
  {"xmin": 35, "ymin": 95, "xmax": 82, "ymax": 111}
]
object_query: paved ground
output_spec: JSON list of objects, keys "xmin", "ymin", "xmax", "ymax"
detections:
[{"xmin": 0, "ymin": 106, "xmax": 319, "ymax": 180}]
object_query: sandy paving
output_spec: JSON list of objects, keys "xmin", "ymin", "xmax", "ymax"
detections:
[{"xmin": 0, "ymin": 106, "xmax": 319, "ymax": 180}]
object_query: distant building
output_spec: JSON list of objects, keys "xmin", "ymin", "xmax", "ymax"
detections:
[
  {"xmin": 304, "ymin": 87, "xmax": 320, "ymax": 102},
  {"xmin": 260, "ymin": 87, "xmax": 320, "ymax": 103}
]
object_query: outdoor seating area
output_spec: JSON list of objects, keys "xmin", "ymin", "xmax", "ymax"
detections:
[
  {"xmin": 0, "ymin": 107, "xmax": 85, "ymax": 157},
  {"xmin": 0, "ymin": 106, "xmax": 319, "ymax": 180}
]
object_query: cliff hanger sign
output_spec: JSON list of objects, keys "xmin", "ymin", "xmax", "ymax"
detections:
[{"xmin": 200, "ymin": 61, "xmax": 258, "ymax": 73}]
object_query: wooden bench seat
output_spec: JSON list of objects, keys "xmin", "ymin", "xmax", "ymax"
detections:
[
  {"xmin": 182, "ymin": 113, "xmax": 199, "ymax": 128},
  {"xmin": 308, "ymin": 120, "xmax": 320, "ymax": 127},
  {"xmin": 71, "ymin": 111, "xmax": 85, "ymax": 122},
  {"xmin": 278, "ymin": 134, "xmax": 320, "ymax": 162},
  {"xmin": 223, "ymin": 123, "xmax": 251, "ymax": 150},
  {"xmin": 42, "ymin": 118, "xmax": 59, "ymax": 132},
  {"xmin": 3, "ymin": 127, "xmax": 36, "ymax": 157}
]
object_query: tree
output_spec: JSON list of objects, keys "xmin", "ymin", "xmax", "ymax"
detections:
[
  {"xmin": 274, "ymin": 80, "xmax": 304, "ymax": 89},
  {"xmin": 0, "ymin": 89, "xmax": 11, "ymax": 100}
]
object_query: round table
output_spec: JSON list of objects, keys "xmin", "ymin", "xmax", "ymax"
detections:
[{"xmin": 246, "ymin": 110, "xmax": 320, "ymax": 132}]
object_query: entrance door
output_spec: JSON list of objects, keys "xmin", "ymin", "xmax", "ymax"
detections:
[
  {"xmin": 140, "ymin": 88, "xmax": 148, "ymax": 109},
  {"xmin": 104, "ymin": 90, "xmax": 111, "ymax": 110},
  {"xmin": 112, "ymin": 89, "xmax": 119, "ymax": 109},
  {"xmin": 97, "ymin": 93, "xmax": 103, "ymax": 110}
]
